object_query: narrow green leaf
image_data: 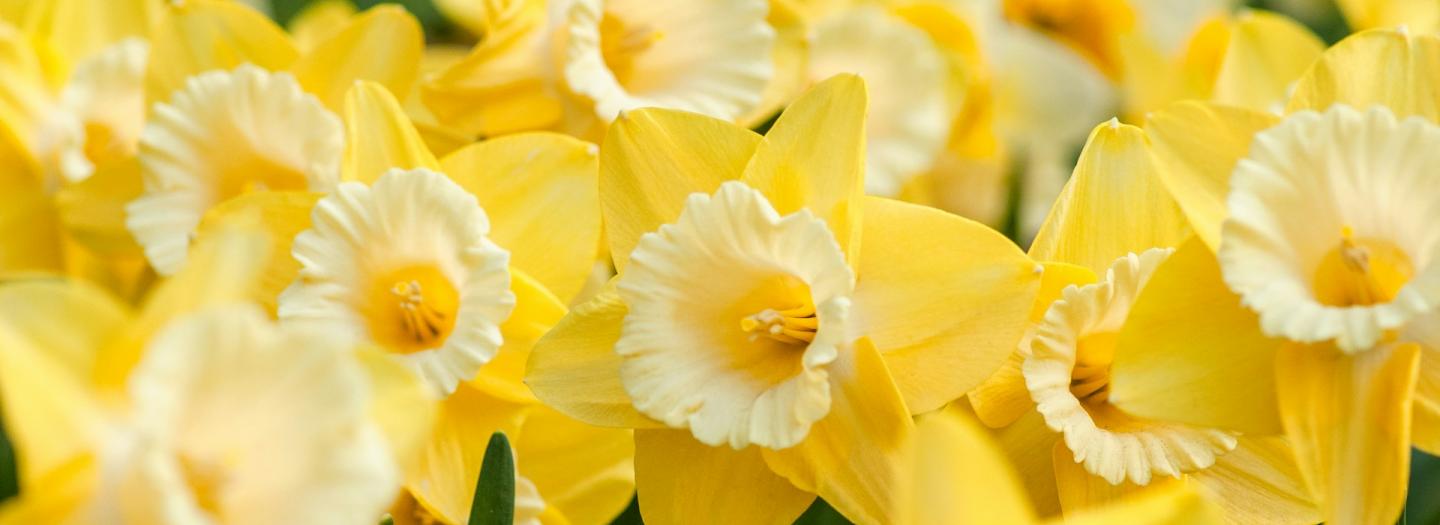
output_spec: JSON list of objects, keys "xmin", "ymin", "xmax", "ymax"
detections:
[
  {"xmin": 792, "ymin": 498, "xmax": 852, "ymax": 525},
  {"xmin": 469, "ymin": 432, "xmax": 515, "ymax": 525},
  {"xmin": 0, "ymin": 397, "xmax": 17, "ymax": 504}
]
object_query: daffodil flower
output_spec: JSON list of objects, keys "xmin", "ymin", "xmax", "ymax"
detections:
[
  {"xmin": 125, "ymin": 0, "xmax": 426, "ymax": 275},
  {"xmin": 967, "ymin": 119, "xmax": 1317, "ymax": 523},
  {"xmin": 1091, "ymin": 28, "xmax": 1440, "ymax": 525},
  {"xmin": 197, "ymin": 80, "xmax": 629, "ymax": 524},
  {"xmin": 423, "ymin": 0, "xmax": 775, "ymax": 139},
  {"xmin": 0, "ymin": 231, "xmax": 428, "ymax": 524},
  {"xmin": 526, "ymin": 75, "xmax": 1040, "ymax": 525}
]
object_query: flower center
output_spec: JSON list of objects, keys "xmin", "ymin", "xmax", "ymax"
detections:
[
  {"xmin": 365, "ymin": 265, "xmax": 460, "ymax": 353},
  {"xmin": 740, "ymin": 302, "xmax": 819, "ymax": 345},
  {"xmin": 1070, "ymin": 332, "xmax": 1117, "ymax": 407},
  {"xmin": 179, "ymin": 454, "xmax": 227, "ymax": 516},
  {"xmin": 1312, "ymin": 227, "xmax": 1414, "ymax": 307},
  {"xmin": 599, "ymin": 12, "xmax": 663, "ymax": 86}
]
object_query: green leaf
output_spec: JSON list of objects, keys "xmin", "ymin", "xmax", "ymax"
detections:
[
  {"xmin": 469, "ymin": 432, "xmax": 515, "ymax": 525},
  {"xmin": 0, "ymin": 397, "xmax": 16, "ymax": 504},
  {"xmin": 793, "ymin": 498, "xmax": 852, "ymax": 525}
]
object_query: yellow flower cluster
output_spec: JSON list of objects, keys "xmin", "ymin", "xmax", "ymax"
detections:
[{"xmin": 0, "ymin": 0, "xmax": 1436, "ymax": 524}]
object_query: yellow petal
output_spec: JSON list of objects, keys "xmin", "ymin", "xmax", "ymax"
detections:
[
  {"xmin": 515, "ymin": 407, "xmax": 635, "ymax": 525},
  {"xmin": 408, "ymin": 386, "xmax": 529, "ymax": 525},
  {"xmin": 1029, "ymin": 120, "xmax": 1190, "ymax": 274},
  {"xmin": 900, "ymin": 410, "xmax": 1035, "ymax": 525},
  {"xmin": 1276, "ymin": 341, "xmax": 1420, "ymax": 525},
  {"xmin": 286, "ymin": 0, "xmax": 356, "ymax": 52},
  {"xmin": 1051, "ymin": 439, "xmax": 1166, "ymax": 516},
  {"xmin": 525, "ymin": 287, "xmax": 664, "ymax": 429},
  {"xmin": 741, "ymin": 74, "xmax": 865, "ymax": 260},
  {"xmin": 0, "ymin": 182, "xmax": 63, "ymax": 275},
  {"xmin": 1189, "ymin": 437, "xmax": 1320, "ymax": 524},
  {"xmin": 970, "ymin": 261, "xmax": 1097, "ymax": 429},
  {"xmin": 420, "ymin": 0, "xmax": 560, "ymax": 136},
  {"xmin": 94, "ymin": 227, "xmax": 270, "ymax": 392},
  {"xmin": 0, "ymin": 322, "xmax": 101, "ymax": 490},
  {"xmin": 600, "ymin": 108, "xmax": 760, "ymax": 271},
  {"xmin": 342, "ymin": 80, "xmax": 441, "ymax": 183},
  {"xmin": 1143, "ymin": 101, "xmax": 1279, "ymax": 250},
  {"xmin": 992, "ymin": 410, "xmax": 1062, "ymax": 518},
  {"xmin": 292, "ymin": 5, "xmax": 423, "ymax": 111},
  {"xmin": 852, "ymin": 196, "xmax": 1039, "ymax": 413},
  {"xmin": 147, "ymin": 0, "xmax": 298, "ymax": 101},
  {"xmin": 1209, "ymin": 10, "xmax": 1324, "ymax": 112},
  {"xmin": 635, "ymin": 428, "xmax": 813, "ymax": 525},
  {"xmin": 468, "ymin": 268, "xmax": 565, "ymax": 404},
  {"xmin": 1410, "ymin": 315, "xmax": 1440, "ymax": 455},
  {"xmin": 442, "ymin": 133, "xmax": 601, "ymax": 302},
  {"xmin": 17, "ymin": 0, "xmax": 158, "ymax": 71},
  {"xmin": 1335, "ymin": 0, "xmax": 1440, "ymax": 34},
  {"xmin": 762, "ymin": 337, "xmax": 913, "ymax": 525},
  {"xmin": 194, "ymin": 191, "xmax": 322, "ymax": 314},
  {"xmin": 1109, "ymin": 236, "xmax": 1284, "ymax": 435},
  {"xmin": 1054, "ymin": 482, "xmax": 1225, "ymax": 525},
  {"xmin": 0, "ymin": 279, "xmax": 130, "ymax": 384},
  {"xmin": 0, "ymin": 453, "xmax": 95, "ymax": 524},
  {"xmin": 1287, "ymin": 28, "xmax": 1440, "ymax": 122},
  {"xmin": 54, "ymin": 156, "xmax": 143, "ymax": 257},
  {"xmin": 357, "ymin": 347, "xmax": 437, "ymax": 475}
]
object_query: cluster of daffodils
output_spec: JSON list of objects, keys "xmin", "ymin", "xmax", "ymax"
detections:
[{"xmin": 0, "ymin": 0, "xmax": 1438, "ymax": 524}]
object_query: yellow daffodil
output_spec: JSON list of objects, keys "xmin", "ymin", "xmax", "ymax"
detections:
[
  {"xmin": 1093, "ymin": 28, "xmax": 1440, "ymax": 525},
  {"xmin": 424, "ymin": 0, "xmax": 775, "ymax": 139},
  {"xmin": 1334, "ymin": 0, "xmax": 1438, "ymax": 33},
  {"xmin": 126, "ymin": 0, "xmax": 424, "ymax": 275},
  {"xmin": 526, "ymin": 75, "xmax": 1039, "ymax": 524},
  {"xmin": 197, "ymin": 79, "xmax": 628, "ymax": 524},
  {"xmin": 967, "ymin": 119, "xmax": 1317, "ymax": 523},
  {"xmin": 0, "ymin": 230, "xmax": 430, "ymax": 524}
]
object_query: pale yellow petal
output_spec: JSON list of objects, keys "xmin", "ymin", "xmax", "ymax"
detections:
[
  {"xmin": 342, "ymin": 80, "xmax": 441, "ymax": 183},
  {"xmin": 1287, "ymin": 28, "xmax": 1440, "ymax": 122},
  {"xmin": 1209, "ymin": 10, "xmax": 1324, "ymax": 112},
  {"xmin": 515, "ymin": 407, "xmax": 634, "ymax": 525},
  {"xmin": 741, "ymin": 74, "xmax": 865, "ymax": 260},
  {"xmin": 1109, "ymin": 236, "xmax": 1284, "ymax": 435},
  {"xmin": 194, "ymin": 191, "xmax": 322, "ymax": 314},
  {"xmin": 1029, "ymin": 119, "xmax": 1190, "ymax": 274},
  {"xmin": 852, "ymin": 196, "xmax": 1039, "ymax": 413},
  {"xmin": 1189, "ymin": 437, "xmax": 1319, "ymax": 525},
  {"xmin": 407, "ymin": 386, "xmax": 528, "ymax": 525},
  {"xmin": 54, "ymin": 157, "xmax": 143, "ymax": 257},
  {"xmin": 1276, "ymin": 342, "xmax": 1420, "ymax": 525},
  {"xmin": 762, "ymin": 337, "xmax": 912, "ymax": 525},
  {"xmin": 1143, "ymin": 101, "xmax": 1280, "ymax": 249},
  {"xmin": 634, "ymin": 429, "xmax": 812, "ymax": 525},
  {"xmin": 0, "ymin": 182, "xmax": 63, "ymax": 275},
  {"xmin": 525, "ymin": 287, "xmax": 664, "ymax": 429},
  {"xmin": 147, "ymin": 0, "xmax": 298, "ymax": 101},
  {"xmin": 17, "ymin": 0, "xmax": 157, "ymax": 70},
  {"xmin": 992, "ymin": 410, "xmax": 1062, "ymax": 518},
  {"xmin": 356, "ymin": 347, "xmax": 437, "ymax": 475},
  {"xmin": 0, "ymin": 454, "xmax": 95, "ymax": 524},
  {"xmin": 468, "ymin": 268, "xmax": 566, "ymax": 404},
  {"xmin": 442, "ymin": 133, "xmax": 601, "ymax": 302},
  {"xmin": 900, "ymin": 410, "xmax": 1035, "ymax": 525},
  {"xmin": 292, "ymin": 5, "xmax": 423, "ymax": 111},
  {"xmin": 600, "ymin": 108, "xmax": 760, "ymax": 271}
]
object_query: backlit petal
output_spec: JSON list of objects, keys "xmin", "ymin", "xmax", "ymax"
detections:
[{"xmin": 635, "ymin": 429, "xmax": 812, "ymax": 525}]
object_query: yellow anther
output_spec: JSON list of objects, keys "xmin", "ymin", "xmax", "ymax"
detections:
[{"xmin": 740, "ymin": 303, "xmax": 818, "ymax": 345}]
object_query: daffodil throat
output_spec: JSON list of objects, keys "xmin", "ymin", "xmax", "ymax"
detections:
[
  {"xmin": 740, "ymin": 278, "xmax": 819, "ymax": 345},
  {"xmin": 1312, "ymin": 227, "xmax": 1414, "ymax": 308},
  {"xmin": 599, "ymin": 12, "xmax": 663, "ymax": 85},
  {"xmin": 366, "ymin": 265, "xmax": 461, "ymax": 354}
]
